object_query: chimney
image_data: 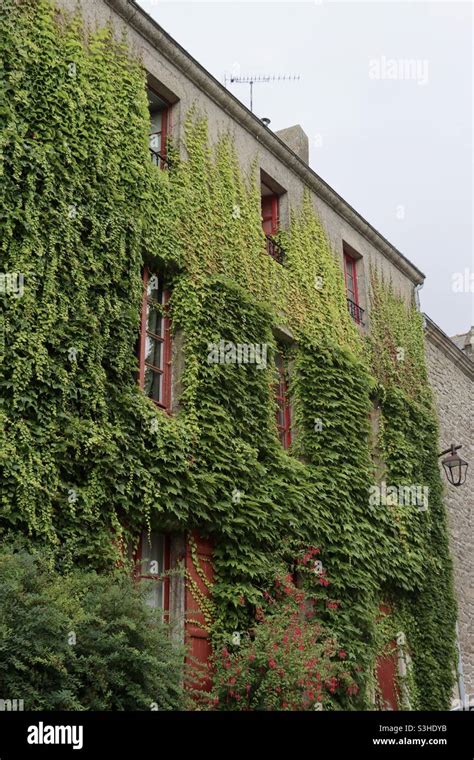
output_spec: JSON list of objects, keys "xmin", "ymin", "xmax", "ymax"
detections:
[
  {"xmin": 275, "ymin": 124, "xmax": 309, "ymax": 165},
  {"xmin": 463, "ymin": 327, "xmax": 474, "ymax": 359}
]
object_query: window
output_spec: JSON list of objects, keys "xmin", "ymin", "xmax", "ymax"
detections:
[
  {"xmin": 261, "ymin": 192, "xmax": 279, "ymax": 236},
  {"xmin": 138, "ymin": 269, "xmax": 172, "ymax": 411},
  {"xmin": 261, "ymin": 181, "xmax": 284, "ymax": 264},
  {"xmin": 275, "ymin": 352, "xmax": 291, "ymax": 449},
  {"xmin": 135, "ymin": 530, "xmax": 170, "ymax": 612},
  {"xmin": 343, "ymin": 245, "xmax": 364, "ymax": 325},
  {"xmin": 148, "ymin": 89, "xmax": 169, "ymax": 169}
]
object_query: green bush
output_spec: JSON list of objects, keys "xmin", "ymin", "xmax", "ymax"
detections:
[{"xmin": 0, "ymin": 546, "xmax": 185, "ymax": 710}]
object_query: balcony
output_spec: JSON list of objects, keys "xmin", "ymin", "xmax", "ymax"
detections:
[
  {"xmin": 265, "ymin": 235, "xmax": 285, "ymax": 265},
  {"xmin": 149, "ymin": 148, "xmax": 172, "ymax": 170},
  {"xmin": 347, "ymin": 297, "xmax": 365, "ymax": 325}
]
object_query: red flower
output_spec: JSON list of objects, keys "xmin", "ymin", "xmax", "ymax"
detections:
[
  {"xmin": 338, "ymin": 650, "xmax": 347, "ymax": 659},
  {"xmin": 248, "ymin": 653, "xmax": 255, "ymax": 662},
  {"xmin": 324, "ymin": 676, "xmax": 339, "ymax": 694},
  {"xmin": 268, "ymin": 658, "xmax": 277, "ymax": 669}
]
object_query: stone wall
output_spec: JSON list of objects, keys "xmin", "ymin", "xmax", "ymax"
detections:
[{"xmin": 425, "ymin": 317, "xmax": 474, "ymax": 698}]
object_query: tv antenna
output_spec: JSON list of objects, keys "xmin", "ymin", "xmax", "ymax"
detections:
[{"xmin": 224, "ymin": 73, "xmax": 301, "ymax": 113}]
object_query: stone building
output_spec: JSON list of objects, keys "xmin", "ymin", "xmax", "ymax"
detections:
[
  {"xmin": 424, "ymin": 318, "xmax": 474, "ymax": 702},
  {"xmin": 22, "ymin": 0, "xmax": 471, "ymax": 708}
]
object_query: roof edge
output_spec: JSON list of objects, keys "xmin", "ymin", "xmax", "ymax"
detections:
[
  {"xmin": 105, "ymin": 0, "xmax": 426, "ymax": 286},
  {"xmin": 424, "ymin": 315, "xmax": 474, "ymax": 380}
]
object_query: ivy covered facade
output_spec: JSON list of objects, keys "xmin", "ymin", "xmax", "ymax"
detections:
[{"xmin": 0, "ymin": 0, "xmax": 459, "ymax": 710}]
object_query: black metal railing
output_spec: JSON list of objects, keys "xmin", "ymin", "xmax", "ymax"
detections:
[
  {"xmin": 265, "ymin": 235, "xmax": 285, "ymax": 265},
  {"xmin": 347, "ymin": 297, "xmax": 365, "ymax": 326},
  {"xmin": 149, "ymin": 148, "xmax": 172, "ymax": 170}
]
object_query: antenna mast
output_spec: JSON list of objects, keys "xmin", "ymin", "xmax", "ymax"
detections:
[{"xmin": 224, "ymin": 73, "xmax": 301, "ymax": 113}]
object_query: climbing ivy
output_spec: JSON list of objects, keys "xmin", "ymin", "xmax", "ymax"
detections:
[
  {"xmin": 368, "ymin": 272, "xmax": 458, "ymax": 709},
  {"xmin": 0, "ymin": 0, "xmax": 457, "ymax": 710}
]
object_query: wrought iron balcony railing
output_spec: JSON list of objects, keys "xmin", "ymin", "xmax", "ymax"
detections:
[
  {"xmin": 347, "ymin": 297, "xmax": 365, "ymax": 325},
  {"xmin": 149, "ymin": 148, "xmax": 172, "ymax": 170},
  {"xmin": 265, "ymin": 235, "xmax": 285, "ymax": 265}
]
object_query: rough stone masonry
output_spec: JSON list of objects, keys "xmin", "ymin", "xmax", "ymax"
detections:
[{"xmin": 425, "ymin": 317, "xmax": 474, "ymax": 699}]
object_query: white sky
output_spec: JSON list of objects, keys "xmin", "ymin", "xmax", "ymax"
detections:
[{"xmin": 138, "ymin": 0, "xmax": 473, "ymax": 337}]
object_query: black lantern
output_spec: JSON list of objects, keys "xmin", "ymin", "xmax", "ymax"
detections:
[{"xmin": 439, "ymin": 444, "xmax": 468, "ymax": 487}]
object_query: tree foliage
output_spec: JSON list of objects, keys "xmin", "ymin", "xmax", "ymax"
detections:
[{"xmin": 0, "ymin": 546, "xmax": 186, "ymax": 710}]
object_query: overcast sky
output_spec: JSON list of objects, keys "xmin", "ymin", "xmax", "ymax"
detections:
[{"xmin": 138, "ymin": 0, "xmax": 473, "ymax": 337}]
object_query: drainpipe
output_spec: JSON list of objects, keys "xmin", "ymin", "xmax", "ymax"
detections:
[
  {"xmin": 414, "ymin": 281, "xmax": 424, "ymax": 311},
  {"xmin": 455, "ymin": 622, "xmax": 467, "ymax": 708}
]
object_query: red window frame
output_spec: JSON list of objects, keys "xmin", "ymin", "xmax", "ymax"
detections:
[
  {"xmin": 343, "ymin": 247, "xmax": 364, "ymax": 325},
  {"xmin": 261, "ymin": 194, "xmax": 279, "ymax": 236},
  {"xmin": 149, "ymin": 90, "xmax": 170, "ymax": 169},
  {"xmin": 375, "ymin": 649, "xmax": 400, "ymax": 710},
  {"xmin": 375, "ymin": 603, "xmax": 400, "ymax": 710},
  {"xmin": 134, "ymin": 531, "xmax": 171, "ymax": 616},
  {"xmin": 138, "ymin": 268, "xmax": 172, "ymax": 412},
  {"xmin": 262, "ymin": 193, "xmax": 284, "ymax": 263},
  {"xmin": 149, "ymin": 108, "xmax": 168, "ymax": 154},
  {"xmin": 343, "ymin": 251, "xmax": 359, "ymax": 306},
  {"xmin": 275, "ymin": 352, "xmax": 291, "ymax": 449}
]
